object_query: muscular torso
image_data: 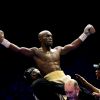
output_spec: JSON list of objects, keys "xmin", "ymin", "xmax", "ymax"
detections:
[
  {"xmin": 9, "ymin": 36, "xmax": 81, "ymax": 76},
  {"xmin": 32, "ymin": 47, "xmax": 62, "ymax": 76}
]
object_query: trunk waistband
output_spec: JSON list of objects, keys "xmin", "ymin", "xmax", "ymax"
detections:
[{"xmin": 44, "ymin": 70, "xmax": 71, "ymax": 83}]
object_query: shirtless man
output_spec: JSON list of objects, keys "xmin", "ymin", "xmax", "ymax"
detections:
[{"xmin": 0, "ymin": 24, "xmax": 95, "ymax": 84}]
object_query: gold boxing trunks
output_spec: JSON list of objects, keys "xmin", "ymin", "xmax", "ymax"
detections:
[{"xmin": 44, "ymin": 70, "xmax": 71, "ymax": 84}]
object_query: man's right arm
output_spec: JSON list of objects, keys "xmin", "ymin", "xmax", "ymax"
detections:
[
  {"xmin": 75, "ymin": 74, "xmax": 100, "ymax": 93},
  {"xmin": 0, "ymin": 30, "xmax": 34, "ymax": 56},
  {"xmin": 75, "ymin": 74, "xmax": 100, "ymax": 97}
]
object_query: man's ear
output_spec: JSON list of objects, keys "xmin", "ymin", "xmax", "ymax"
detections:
[
  {"xmin": 76, "ymin": 86, "xmax": 80, "ymax": 96},
  {"xmin": 38, "ymin": 37, "xmax": 41, "ymax": 42}
]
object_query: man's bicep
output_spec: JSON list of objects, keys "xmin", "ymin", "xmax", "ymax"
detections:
[
  {"xmin": 9, "ymin": 44, "xmax": 35, "ymax": 56},
  {"xmin": 20, "ymin": 47, "xmax": 34, "ymax": 56},
  {"xmin": 60, "ymin": 44, "xmax": 74, "ymax": 55}
]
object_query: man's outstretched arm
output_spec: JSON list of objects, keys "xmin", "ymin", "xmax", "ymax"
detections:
[
  {"xmin": 0, "ymin": 30, "xmax": 34, "ymax": 56},
  {"xmin": 61, "ymin": 24, "xmax": 96, "ymax": 55},
  {"xmin": 75, "ymin": 74, "xmax": 100, "ymax": 93}
]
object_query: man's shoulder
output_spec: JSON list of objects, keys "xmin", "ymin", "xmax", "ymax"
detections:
[
  {"xmin": 54, "ymin": 46, "xmax": 62, "ymax": 50},
  {"xmin": 30, "ymin": 47, "xmax": 40, "ymax": 51}
]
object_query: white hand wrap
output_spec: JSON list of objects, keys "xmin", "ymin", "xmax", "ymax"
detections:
[
  {"xmin": 1, "ymin": 39, "xmax": 11, "ymax": 48},
  {"xmin": 79, "ymin": 24, "xmax": 95, "ymax": 42},
  {"xmin": 79, "ymin": 33, "xmax": 88, "ymax": 42}
]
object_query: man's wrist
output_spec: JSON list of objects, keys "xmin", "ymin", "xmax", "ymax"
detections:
[
  {"xmin": 1, "ymin": 39, "xmax": 11, "ymax": 48},
  {"xmin": 79, "ymin": 33, "xmax": 88, "ymax": 42}
]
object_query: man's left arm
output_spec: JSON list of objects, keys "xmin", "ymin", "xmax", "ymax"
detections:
[{"xmin": 61, "ymin": 24, "xmax": 96, "ymax": 55}]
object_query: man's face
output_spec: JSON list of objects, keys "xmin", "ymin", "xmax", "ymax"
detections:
[
  {"xmin": 64, "ymin": 80, "xmax": 80, "ymax": 100},
  {"xmin": 39, "ymin": 31, "xmax": 53, "ymax": 47},
  {"xmin": 31, "ymin": 68, "xmax": 41, "ymax": 81},
  {"xmin": 95, "ymin": 69, "xmax": 100, "ymax": 79},
  {"xmin": 65, "ymin": 86, "xmax": 79, "ymax": 100}
]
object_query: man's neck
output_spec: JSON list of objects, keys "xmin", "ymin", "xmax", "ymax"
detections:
[{"xmin": 41, "ymin": 46, "xmax": 51, "ymax": 52}]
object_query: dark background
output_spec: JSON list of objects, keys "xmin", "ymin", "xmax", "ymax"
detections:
[{"xmin": 0, "ymin": 1, "xmax": 100, "ymax": 100}]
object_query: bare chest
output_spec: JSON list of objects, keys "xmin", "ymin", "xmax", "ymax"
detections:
[
  {"xmin": 35, "ymin": 49, "xmax": 60, "ymax": 61},
  {"xmin": 43, "ymin": 52, "xmax": 60, "ymax": 61}
]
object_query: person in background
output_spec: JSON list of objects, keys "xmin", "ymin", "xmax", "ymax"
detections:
[
  {"xmin": 93, "ymin": 63, "xmax": 100, "ymax": 80},
  {"xmin": 64, "ymin": 78, "xmax": 96, "ymax": 100},
  {"xmin": 24, "ymin": 67, "xmax": 65, "ymax": 100},
  {"xmin": 75, "ymin": 73, "xmax": 100, "ymax": 98},
  {"xmin": 24, "ymin": 67, "xmax": 96, "ymax": 100}
]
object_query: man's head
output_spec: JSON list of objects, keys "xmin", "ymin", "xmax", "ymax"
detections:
[
  {"xmin": 93, "ymin": 63, "xmax": 100, "ymax": 80},
  {"xmin": 38, "ymin": 30, "xmax": 53, "ymax": 47},
  {"xmin": 24, "ymin": 67, "xmax": 42, "ymax": 83},
  {"xmin": 64, "ymin": 79, "xmax": 80, "ymax": 100}
]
